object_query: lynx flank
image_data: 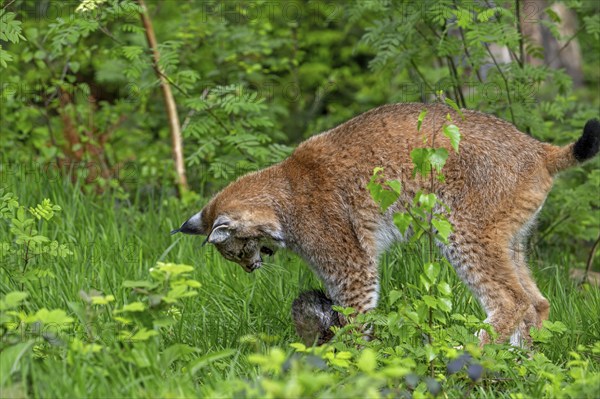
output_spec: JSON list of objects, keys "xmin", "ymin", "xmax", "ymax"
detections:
[{"xmin": 173, "ymin": 103, "xmax": 600, "ymax": 345}]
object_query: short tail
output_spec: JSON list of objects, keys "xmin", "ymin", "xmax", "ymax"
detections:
[{"xmin": 545, "ymin": 119, "xmax": 600, "ymax": 175}]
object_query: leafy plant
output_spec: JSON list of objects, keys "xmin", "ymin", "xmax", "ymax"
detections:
[{"xmin": 0, "ymin": 189, "xmax": 72, "ymax": 288}]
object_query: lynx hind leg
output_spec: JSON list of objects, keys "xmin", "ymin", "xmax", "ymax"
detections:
[
  {"xmin": 291, "ymin": 290, "xmax": 341, "ymax": 345},
  {"xmin": 446, "ymin": 229, "xmax": 532, "ymax": 345},
  {"xmin": 509, "ymin": 237, "xmax": 550, "ymax": 346}
]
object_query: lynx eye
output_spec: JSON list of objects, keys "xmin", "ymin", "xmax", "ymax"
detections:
[{"xmin": 260, "ymin": 246, "xmax": 273, "ymax": 256}]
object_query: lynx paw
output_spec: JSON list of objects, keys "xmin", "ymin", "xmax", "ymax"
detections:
[{"xmin": 291, "ymin": 290, "xmax": 341, "ymax": 346}]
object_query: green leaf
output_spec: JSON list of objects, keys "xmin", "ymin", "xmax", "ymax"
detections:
[
  {"xmin": 161, "ymin": 344, "xmax": 199, "ymax": 369},
  {"xmin": 0, "ymin": 12, "xmax": 26, "ymax": 44},
  {"xmin": 429, "ymin": 148, "xmax": 448, "ymax": 173},
  {"xmin": 405, "ymin": 310, "xmax": 420, "ymax": 324},
  {"xmin": 410, "ymin": 148, "xmax": 431, "ymax": 177},
  {"xmin": 26, "ymin": 309, "xmax": 74, "ymax": 328},
  {"xmin": 420, "ymin": 275, "xmax": 431, "ymax": 292},
  {"xmin": 184, "ymin": 279, "xmax": 201, "ymax": 288},
  {"xmin": 151, "ymin": 262, "xmax": 195, "ymax": 279},
  {"xmin": 418, "ymin": 192, "xmax": 437, "ymax": 211},
  {"xmin": 477, "ymin": 8, "xmax": 502, "ymax": 23},
  {"xmin": 417, "ymin": 109, "xmax": 427, "ymax": 131},
  {"xmin": 432, "ymin": 218, "xmax": 453, "ymax": 242},
  {"xmin": 443, "ymin": 124, "xmax": 461, "ymax": 152},
  {"xmin": 91, "ymin": 295, "xmax": 115, "ymax": 305},
  {"xmin": 437, "ymin": 297, "xmax": 452, "ymax": 312},
  {"xmin": 382, "ymin": 366, "xmax": 411, "ymax": 377},
  {"xmin": 0, "ymin": 341, "xmax": 35, "ymax": 386},
  {"xmin": 0, "ymin": 46, "xmax": 13, "ymax": 68},
  {"xmin": 357, "ymin": 348, "xmax": 377, "ymax": 373},
  {"xmin": 424, "ymin": 262, "xmax": 440, "ymax": 282},
  {"xmin": 123, "ymin": 328, "xmax": 158, "ymax": 342},
  {"xmin": 531, "ymin": 327, "xmax": 553, "ymax": 343},
  {"xmin": 122, "ymin": 280, "xmax": 158, "ymax": 289},
  {"xmin": 437, "ymin": 282, "xmax": 452, "ymax": 296},
  {"xmin": 119, "ymin": 302, "xmax": 146, "ymax": 312},
  {"xmin": 0, "ymin": 291, "xmax": 28, "ymax": 310},
  {"xmin": 188, "ymin": 350, "xmax": 236, "ymax": 375},
  {"xmin": 424, "ymin": 344, "xmax": 437, "ymax": 362},
  {"xmin": 121, "ymin": 45, "xmax": 143, "ymax": 60},
  {"xmin": 542, "ymin": 320, "xmax": 567, "ymax": 334},
  {"xmin": 290, "ymin": 342, "xmax": 306, "ymax": 352},
  {"xmin": 69, "ymin": 61, "xmax": 80, "ymax": 73},
  {"xmin": 379, "ymin": 191, "xmax": 399, "ymax": 212},
  {"xmin": 367, "ymin": 168, "xmax": 400, "ymax": 212},
  {"xmin": 545, "ymin": 7, "xmax": 561, "ymax": 23},
  {"xmin": 385, "ymin": 179, "xmax": 402, "ymax": 196},
  {"xmin": 388, "ymin": 289, "xmax": 403, "ymax": 306},
  {"xmin": 393, "ymin": 212, "xmax": 412, "ymax": 235}
]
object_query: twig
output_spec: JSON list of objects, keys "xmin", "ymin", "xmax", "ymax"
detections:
[
  {"xmin": 515, "ymin": 0, "xmax": 525, "ymax": 68},
  {"xmin": 137, "ymin": 0, "xmax": 188, "ymax": 195},
  {"xmin": 484, "ymin": 43, "xmax": 516, "ymax": 124},
  {"xmin": 546, "ymin": 27, "xmax": 585, "ymax": 67},
  {"xmin": 582, "ymin": 231, "xmax": 600, "ymax": 285},
  {"xmin": 533, "ymin": 214, "xmax": 570, "ymax": 247},
  {"xmin": 99, "ymin": 25, "xmax": 124, "ymax": 45},
  {"xmin": 446, "ymin": 56, "xmax": 467, "ymax": 108},
  {"xmin": 457, "ymin": 26, "xmax": 484, "ymax": 83},
  {"xmin": 1, "ymin": 0, "xmax": 17, "ymax": 10},
  {"xmin": 409, "ymin": 59, "xmax": 435, "ymax": 94}
]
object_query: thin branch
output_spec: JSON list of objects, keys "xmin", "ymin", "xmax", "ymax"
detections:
[
  {"xmin": 1, "ymin": 0, "xmax": 17, "ymax": 10},
  {"xmin": 484, "ymin": 43, "xmax": 516, "ymax": 124},
  {"xmin": 582, "ymin": 231, "xmax": 600, "ymax": 285},
  {"xmin": 181, "ymin": 88, "xmax": 208, "ymax": 132},
  {"xmin": 458, "ymin": 26, "xmax": 484, "ymax": 83},
  {"xmin": 546, "ymin": 27, "xmax": 585, "ymax": 67},
  {"xmin": 515, "ymin": 0, "xmax": 525, "ymax": 68},
  {"xmin": 99, "ymin": 4, "xmax": 255, "ymax": 166},
  {"xmin": 446, "ymin": 56, "xmax": 467, "ymax": 108},
  {"xmin": 409, "ymin": 59, "xmax": 435, "ymax": 94},
  {"xmin": 533, "ymin": 214, "xmax": 570, "ymax": 247},
  {"xmin": 137, "ymin": 0, "xmax": 188, "ymax": 194},
  {"xmin": 98, "ymin": 25, "xmax": 124, "ymax": 45}
]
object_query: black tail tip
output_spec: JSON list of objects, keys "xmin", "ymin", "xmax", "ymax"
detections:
[{"xmin": 573, "ymin": 118, "xmax": 600, "ymax": 162}]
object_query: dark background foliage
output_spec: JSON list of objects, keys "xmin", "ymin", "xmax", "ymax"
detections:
[
  {"xmin": 2, "ymin": 0, "xmax": 598, "ymax": 264},
  {"xmin": 1, "ymin": 1, "xmax": 599, "ymax": 397}
]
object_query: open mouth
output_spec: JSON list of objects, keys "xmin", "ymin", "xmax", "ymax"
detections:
[{"xmin": 245, "ymin": 261, "xmax": 262, "ymax": 273}]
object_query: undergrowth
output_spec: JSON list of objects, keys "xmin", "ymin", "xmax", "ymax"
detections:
[{"xmin": 1, "ymin": 173, "xmax": 599, "ymax": 398}]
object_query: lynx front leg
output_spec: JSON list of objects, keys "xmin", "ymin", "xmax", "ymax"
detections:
[
  {"xmin": 320, "ymin": 262, "xmax": 379, "ymax": 343},
  {"xmin": 324, "ymin": 259, "xmax": 380, "ymax": 314},
  {"xmin": 291, "ymin": 256, "xmax": 379, "ymax": 345}
]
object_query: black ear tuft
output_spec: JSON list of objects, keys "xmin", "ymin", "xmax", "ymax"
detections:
[
  {"xmin": 573, "ymin": 118, "xmax": 600, "ymax": 162},
  {"xmin": 172, "ymin": 211, "xmax": 204, "ymax": 235}
]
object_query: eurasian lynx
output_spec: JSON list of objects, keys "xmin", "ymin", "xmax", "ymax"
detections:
[{"xmin": 172, "ymin": 103, "xmax": 600, "ymax": 345}]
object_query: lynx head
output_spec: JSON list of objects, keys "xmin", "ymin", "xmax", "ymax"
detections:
[{"xmin": 172, "ymin": 206, "xmax": 284, "ymax": 273}]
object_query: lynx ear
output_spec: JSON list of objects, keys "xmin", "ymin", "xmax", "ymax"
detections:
[
  {"xmin": 171, "ymin": 211, "xmax": 204, "ymax": 235},
  {"xmin": 207, "ymin": 224, "xmax": 231, "ymax": 244},
  {"xmin": 207, "ymin": 216, "xmax": 232, "ymax": 244}
]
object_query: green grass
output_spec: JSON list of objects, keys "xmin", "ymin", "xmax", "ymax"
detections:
[{"xmin": 1, "ymin": 172, "xmax": 599, "ymax": 398}]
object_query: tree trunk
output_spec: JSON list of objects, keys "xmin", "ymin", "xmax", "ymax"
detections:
[{"xmin": 520, "ymin": 0, "xmax": 583, "ymax": 87}]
